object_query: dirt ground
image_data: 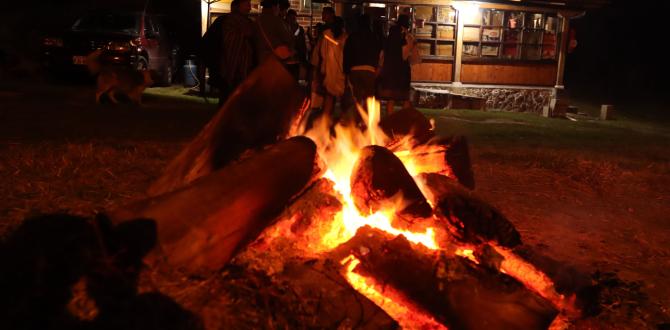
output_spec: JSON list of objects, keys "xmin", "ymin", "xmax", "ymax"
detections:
[
  {"xmin": 469, "ymin": 145, "xmax": 670, "ymax": 328},
  {"xmin": 1, "ymin": 81, "xmax": 669, "ymax": 328}
]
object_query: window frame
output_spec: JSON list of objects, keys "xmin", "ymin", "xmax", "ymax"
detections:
[{"xmin": 461, "ymin": 8, "xmax": 561, "ymax": 62}]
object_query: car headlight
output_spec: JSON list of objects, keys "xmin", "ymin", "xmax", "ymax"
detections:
[
  {"xmin": 107, "ymin": 40, "xmax": 131, "ymax": 52},
  {"xmin": 42, "ymin": 37, "xmax": 64, "ymax": 47}
]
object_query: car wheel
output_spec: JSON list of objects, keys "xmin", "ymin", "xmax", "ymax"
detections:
[{"xmin": 136, "ymin": 57, "xmax": 148, "ymax": 71}]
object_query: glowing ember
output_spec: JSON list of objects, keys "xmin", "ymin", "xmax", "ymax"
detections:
[
  {"xmin": 318, "ymin": 170, "xmax": 439, "ymax": 251},
  {"xmin": 455, "ymin": 248, "xmax": 479, "ymax": 264},
  {"xmin": 302, "ymin": 98, "xmax": 442, "ymax": 252},
  {"xmin": 493, "ymin": 245, "xmax": 579, "ymax": 317},
  {"xmin": 341, "ymin": 255, "xmax": 447, "ymax": 330}
]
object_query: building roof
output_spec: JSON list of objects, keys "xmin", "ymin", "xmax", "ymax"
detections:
[
  {"xmin": 492, "ymin": 0, "xmax": 609, "ymax": 9},
  {"xmin": 332, "ymin": 0, "xmax": 609, "ymax": 10}
]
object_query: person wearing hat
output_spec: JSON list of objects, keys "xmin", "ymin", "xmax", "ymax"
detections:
[
  {"xmin": 255, "ymin": 0, "xmax": 295, "ymax": 67},
  {"xmin": 376, "ymin": 14, "xmax": 416, "ymax": 114}
]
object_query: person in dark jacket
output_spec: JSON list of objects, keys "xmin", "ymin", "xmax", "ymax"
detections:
[
  {"xmin": 201, "ymin": 0, "xmax": 255, "ymax": 107},
  {"xmin": 254, "ymin": 0, "xmax": 294, "ymax": 65},
  {"xmin": 376, "ymin": 14, "xmax": 413, "ymax": 115},
  {"xmin": 219, "ymin": 0, "xmax": 255, "ymax": 104},
  {"xmin": 343, "ymin": 14, "xmax": 382, "ymax": 109},
  {"xmin": 286, "ymin": 10, "xmax": 308, "ymax": 81}
]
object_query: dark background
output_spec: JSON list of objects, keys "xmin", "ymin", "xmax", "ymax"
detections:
[
  {"xmin": 565, "ymin": 0, "xmax": 666, "ymax": 112},
  {"xmin": 1, "ymin": 0, "xmax": 666, "ymax": 114},
  {"xmin": 1, "ymin": 0, "xmax": 202, "ymax": 64}
]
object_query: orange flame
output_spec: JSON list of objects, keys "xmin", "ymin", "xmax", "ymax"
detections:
[
  {"xmin": 300, "ymin": 98, "xmax": 441, "ymax": 252},
  {"xmin": 284, "ymin": 97, "xmax": 567, "ymax": 327},
  {"xmin": 455, "ymin": 248, "xmax": 479, "ymax": 264}
]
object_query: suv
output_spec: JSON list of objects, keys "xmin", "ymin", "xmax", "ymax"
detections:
[{"xmin": 42, "ymin": 11, "xmax": 177, "ymax": 86}]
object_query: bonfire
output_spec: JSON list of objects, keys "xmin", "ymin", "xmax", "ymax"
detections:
[{"xmin": 105, "ymin": 59, "xmax": 595, "ymax": 329}]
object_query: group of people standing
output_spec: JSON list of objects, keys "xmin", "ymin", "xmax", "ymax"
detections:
[
  {"xmin": 316, "ymin": 11, "xmax": 418, "ymax": 122},
  {"xmin": 202, "ymin": 0, "xmax": 307, "ymax": 106},
  {"xmin": 202, "ymin": 0, "xmax": 419, "ymax": 122}
]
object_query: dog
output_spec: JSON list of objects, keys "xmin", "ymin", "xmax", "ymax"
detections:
[{"xmin": 86, "ymin": 49, "xmax": 154, "ymax": 105}]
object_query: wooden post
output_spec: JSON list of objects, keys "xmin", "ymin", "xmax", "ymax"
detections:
[
  {"xmin": 452, "ymin": 4, "xmax": 465, "ymax": 84},
  {"xmin": 555, "ymin": 11, "xmax": 583, "ymax": 89},
  {"xmin": 600, "ymin": 104, "xmax": 614, "ymax": 120}
]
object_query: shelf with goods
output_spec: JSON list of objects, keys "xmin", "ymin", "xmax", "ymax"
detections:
[
  {"xmin": 411, "ymin": 4, "xmax": 457, "ymax": 58},
  {"xmin": 460, "ymin": 8, "xmax": 560, "ymax": 61}
]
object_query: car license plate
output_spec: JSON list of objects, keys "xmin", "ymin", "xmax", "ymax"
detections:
[{"xmin": 72, "ymin": 56, "xmax": 86, "ymax": 65}]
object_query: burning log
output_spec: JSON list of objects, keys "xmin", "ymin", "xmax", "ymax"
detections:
[
  {"xmin": 107, "ymin": 136, "xmax": 322, "ymax": 275},
  {"xmin": 148, "ymin": 58, "xmax": 305, "ymax": 196},
  {"xmin": 377, "ymin": 105, "xmax": 474, "ymax": 189},
  {"xmin": 333, "ymin": 226, "xmax": 558, "ymax": 330},
  {"xmin": 269, "ymin": 261, "xmax": 399, "ymax": 329},
  {"xmin": 379, "ymin": 107, "xmax": 435, "ymax": 144},
  {"xmin": 350, "ymin": 145, "xmax": 432, "ymax": 218},
  {"xmin": 511, "ymin": 245, "xmax": 599, "ymax": 316},
  {"xmin": 419, "ymin": 173, "xmax": 521, "ymax": 248},
  {"xmin": 389, "ymin": 136, "xmax": 474, "ymax": 190},
  {"xmin": 440, "ymin": 135, "xmax": 475, "ymax": 189}
]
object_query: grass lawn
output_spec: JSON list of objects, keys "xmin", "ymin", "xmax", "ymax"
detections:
[
  {"xmin": 144, "ymin": 86, "xmax": 218, "ymax": 104},
  {"xmin": 423, "ymin": 107, "xmax": 670, "ymax": 149}
]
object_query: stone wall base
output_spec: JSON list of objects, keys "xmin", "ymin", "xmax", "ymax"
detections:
[{"xmin": 413, "ymin": 84, "xmax": 555, "ymax": 114}]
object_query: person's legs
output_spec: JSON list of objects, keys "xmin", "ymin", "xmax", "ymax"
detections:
[{"xmin": 350, "ymin": 71, "xmax": 376, "ymax": 104}]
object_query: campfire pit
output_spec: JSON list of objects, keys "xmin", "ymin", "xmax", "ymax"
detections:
[{"xmin": 110, "ymin": 59, "xmax": 596, "ymax": 329}]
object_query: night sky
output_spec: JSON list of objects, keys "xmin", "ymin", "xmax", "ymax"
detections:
[
  {"xmin": 565, "ymin": 0, "xmax": 666, "ymax": 109},
  {"xmin": 2, "ymin": 0, "xmax": 666, "ymax": 113}
]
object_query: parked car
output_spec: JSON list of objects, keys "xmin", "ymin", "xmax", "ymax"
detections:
[{"xmin": 41, "ymin": 10, "xmax": 178, "ymax": 86}]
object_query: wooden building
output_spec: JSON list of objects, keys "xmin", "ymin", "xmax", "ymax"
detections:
[
  {"xmin": 201, "ymin": 0, "xmax": 607, "ymax": 112},
  {"xmin": 201, "ymin": 0, "xmax": 323, "ymax": 36},
  {"xmin": 334, "ymin": 0, "xmax": 607, "ymax": 112}
]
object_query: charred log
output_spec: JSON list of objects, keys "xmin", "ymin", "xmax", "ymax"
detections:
[
  {"xmin": 512, "ymin": 245, "xmax": 599, "ymax": 316},
  {"xmin": 148, "ymin": 58, "xmax": 305, "ymax": 196},
  {"xmin": 420, "ymin": 173, "xmax": 521, "ymax": 247},
  {"xmin": 351, "ymin": 145, "xmax": 432, "ymax": 218},
  {"xmin": 333, "ymin": 226, "xmax": 558, "ymax": 330},
  {"xmin": 107, "ymin": 136, "xmax": 322, "ymax": 275},
  {"xmin": 387, "ymin": 135, "xmax": 474, "ymax": 190},
  {"xmin": 440, "ymin": 135, "xmax": 475, "ymax": 189},
  {"xmin": 379, "ymin": 107, "xmax": 435, "ymax": 144},
  {"xmin": 275, "ymin": 261, "xmax": 399, "ymax": 329}
]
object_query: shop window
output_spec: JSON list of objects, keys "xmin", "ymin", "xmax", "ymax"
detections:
[
  {"xmin": 382, "ymin": 5, "xmax": 560, "ymax": 61},
  {"xmin": 389, "ymin": 4, "xmax": 456, "ymax": 58},
  {"xmin": 461, "ymin": 8, "xmax": 561, "ymax": 61}
]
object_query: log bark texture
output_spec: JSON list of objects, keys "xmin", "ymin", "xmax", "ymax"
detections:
[
  {"xmin": 334, "ymin": 226, "xmax": 557, "ymax": 330},
  {"xmin": 420, "ymin": 173, "xmax": 521, "ymax": 247},
  {"xmin": 351, "ymin": 145, "xmax": 432, "ymax": 218},
  {"xmin": 108, "ymin": 136, "xmax": 321, "ymax": 275},
  {"xmin": 148, "ymin": 58, "xmax": 305, "ymax": 196}
]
